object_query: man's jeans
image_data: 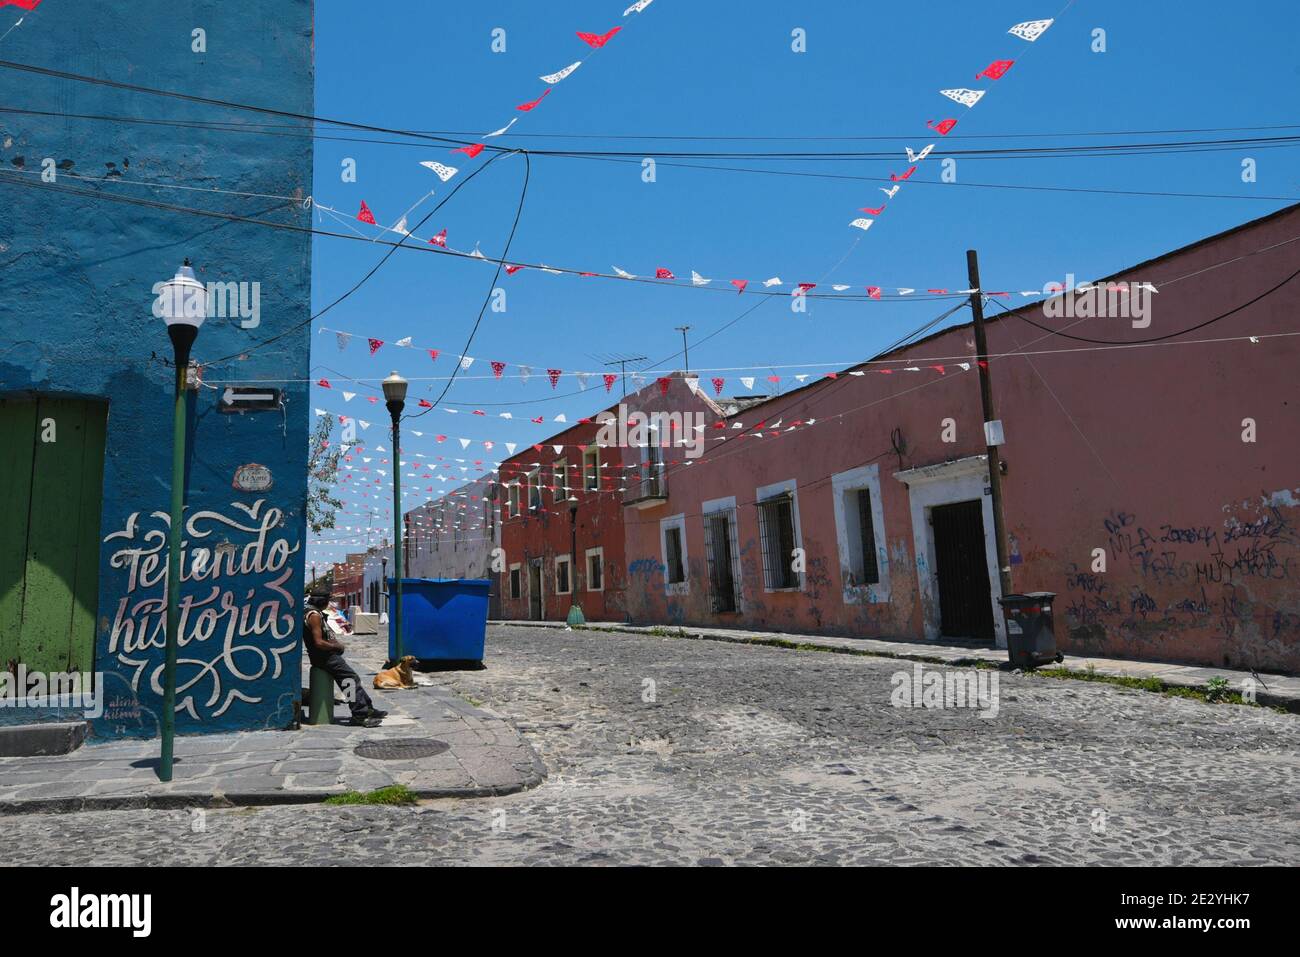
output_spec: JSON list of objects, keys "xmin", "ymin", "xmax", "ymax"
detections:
[{"xmin": 310, "ymin": 652, "xmax": 375, "ymax": 717}]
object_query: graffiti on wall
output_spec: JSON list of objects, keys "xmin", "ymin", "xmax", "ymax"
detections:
[
  {"xmin": 102, "ymin": 499, "xmax": 301, "ymax": 720},
  {"xmin": 1064, "ymin": 499, "xmax": 1300, "ymax": 656}
]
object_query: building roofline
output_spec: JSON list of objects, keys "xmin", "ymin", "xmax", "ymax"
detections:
[{"xmin": 718, "ymin": 201, "xmax": 1300, "ymax": 415}]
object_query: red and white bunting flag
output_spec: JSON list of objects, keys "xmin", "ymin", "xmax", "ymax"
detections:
[
  {"xmin": 428, "ymin": 349, "xmax": 440, "ymax": 361},
  {"xmin": 794, "ymin": 282, "xmax": 816, "ymax": 296},
  {"xmin": 368, "ymin": 338, "xmax": 383, "ymax": 356},
  {"xmin": 940, "ymin": 88, "xmax": 985, "ymax": 108},
  {"xmin": 547, "ymin": 369, "xmax": 562, "ymax": 388},
  {"xmin": 577, "ymin": 26, "xmax": 622, "ymax": 48},
  {"xmin": 860, "ymin": 205, "xmax": 885, "ymax": 215},
  {"xmin": 976, "ymin": 59, "xmax": 1015, "ymax": 80},
  {"xmin": 867, "ymin": 286, "xmax": 882, "ymax": 300},
  {"xmin": 906, "ymin": 145, "xmax": 934, "ymax": 163},
  {"xmin": 730, "ymin": 279, "xmax": 748, "ymax": 294},
  {"xmin": 504, "ymin": 264, "xmax": 525, "ymax": 275},
  {"xmin": 891, "ymin": 166, "xmax": 917, "ymax": 182},
  {"xmin": 491, "ymin": 361, "xmax": 506, "ymax": 379},
  {"xmin": 429, "ymin": 228, "xmax": 447, "ymax": 247},
  {"xmin": 655, "ymin": 267, "xmax": 675, "ymax": 280},
  {"xmin": 657, "ymin": 377, "xmax": 671, "ymax": 396},
  {"xmin": 318, "ymin": 378, "xmax": 331, "ymax": 388},
  {"xmin": 418, "ymin": 399, "xmax": 433, "ymax": 408},
  {"xmin": 420, "ymin": 160, "xmax": 458, "ymax": 182},
  {"xmin": 357, "ymin": 201, "xmax": 376, "ymax": 224},
  {"xmin": 540, "ymin": 62, "xmax": 582, "ymax": 84},
  {"xmin": 711, "ymin": 377, "xmax": 725, "ymax": 396},
  {"xmin": 1008, "ymin": 18, "xmax": 1053, "ymax": 42},
  {"xmin": 516, "ymin": 89, "xmax": 551, "ymax": 112},
  {"xmin": 928, "ymin": 118, "xmax": 958, "ymax": 135},
  {"xmin": 603, "ymin": 373, "xmax": 618, "ymax": 392},
  {"xmin": 849, "ymin": 218, "xmax": 874, "ymax": 231},
  {"xmin": 454, "ymin": 143, "xmax": 485, "ymax": 158}
]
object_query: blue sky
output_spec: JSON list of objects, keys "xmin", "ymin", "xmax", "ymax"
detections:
[{"xmin": 306, "ymin": 0, "xmax": 1300, "ymax": 561}]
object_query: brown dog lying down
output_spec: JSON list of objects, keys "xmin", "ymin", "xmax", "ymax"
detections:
[{"xmin": 373, "ymin": 655, "xmax": 418, "ymax": 690}]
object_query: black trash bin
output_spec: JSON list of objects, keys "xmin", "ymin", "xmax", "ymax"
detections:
[{"xmin": 998, "ymin": 592, "xmax": 1064, "ymax": 670}]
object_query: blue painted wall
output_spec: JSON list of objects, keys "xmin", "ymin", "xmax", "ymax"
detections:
[{"xmin": 0, "ymin": 1, "xmax": 315, "ymax": 738}]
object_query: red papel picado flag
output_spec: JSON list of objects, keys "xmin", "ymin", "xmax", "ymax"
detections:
[
  {"xmin": 976, "ymin": 59, "xmax": 1015, "ymax": 80},
  {"xmin": 516, "ymin": 89, "xmax": 551, "ymax": 112},
  {"xmin": 577, "ymin": 26, "xmax": 621, "ymax": 47},
  {"xmin": 357, "ymin": 201, "xmax": 376, "ymax": 224}
]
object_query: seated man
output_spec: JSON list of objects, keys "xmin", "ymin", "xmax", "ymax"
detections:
[{"xmin": 304, "ymin": 587, "xmax": 387, "ymax": 727}]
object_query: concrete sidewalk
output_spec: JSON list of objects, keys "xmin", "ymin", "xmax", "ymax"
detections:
[
  {"xmin": 497, "ymin": 619, "xmax": 1300, "ymax": 711},
  {"xmin": 0, "ymin": 632, "xmax": 545, "ymax": 814}
]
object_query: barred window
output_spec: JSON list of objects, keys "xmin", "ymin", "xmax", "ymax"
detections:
[
  {"xmin": 664, "ymin": 527, "xmax": 685, "ymax": 584},
  {"xmin": 704, "ymin": 509, "xmax": 740, "ymax": 613},
  {"xmin": 509, "ymin": 566, "xmax": 521, "ymax": 599},
  {"xmin": 855, "ymin": 488, "xmax": 880, "ymax": 585},
  {"xmin": 757, "ymin": 494, "xmax": 798, "ymax": 589}
]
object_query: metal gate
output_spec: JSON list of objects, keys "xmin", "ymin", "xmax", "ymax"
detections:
[
  {"xmin": 930, "ymin": 500, "xmax": 994, "ymax": 641},
  {"xmin": 703, "ymin": 509, "xmax": 740, "ymax": 613}
]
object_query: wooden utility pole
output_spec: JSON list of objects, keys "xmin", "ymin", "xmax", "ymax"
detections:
[{"xmin": 966, "ymin": 249, "xmax": 1014, "ymax": 600}]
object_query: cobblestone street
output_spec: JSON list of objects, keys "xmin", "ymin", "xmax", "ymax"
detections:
[{"xmin": 4, "ymin": 625, "xmax": 1297, "ymax": 866}]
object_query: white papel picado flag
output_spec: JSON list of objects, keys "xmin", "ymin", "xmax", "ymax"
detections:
[
  {"xmin": 940, "ymin": 88, "xmax": 986, "ymax": 108},
  {"xmin": 1008, "ymin": 19, "xmax": 1053, "ymax": 42}
]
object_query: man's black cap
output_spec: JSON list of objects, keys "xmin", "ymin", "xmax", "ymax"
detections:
[{"xmin": 309, "ymin": 586, "xmax": 332, "ymax": 600}]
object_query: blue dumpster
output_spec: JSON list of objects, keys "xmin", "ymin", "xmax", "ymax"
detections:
[{"xmin": 387, "ymin": 578, "xmax": 490, "ymax": 666}]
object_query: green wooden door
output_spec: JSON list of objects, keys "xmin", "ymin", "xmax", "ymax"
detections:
[{"xmin": 0, "ymin": 396, "xmax": 107, "ymax": 676}]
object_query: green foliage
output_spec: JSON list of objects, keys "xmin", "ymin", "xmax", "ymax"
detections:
[
  {"xmin": 1205, "ymin": 676, "xmax": 1231, "ymax": 702},
  {"xmin": 322, "ymin": 784, "xmax": 417, "ymax": 806},
  {"xmin": 307, "ymin": 415, "xmax": 345, "ymax": 535}
]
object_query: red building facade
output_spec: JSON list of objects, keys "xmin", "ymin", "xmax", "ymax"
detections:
[
  {"xmin": 615, "ymin": 206, "xmax": 1300, "ymax": 673},
  {"xmin": 497, "ymin": 410, "xmax": 630, "ymax": 622}
]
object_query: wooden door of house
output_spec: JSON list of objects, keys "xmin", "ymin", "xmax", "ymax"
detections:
[
  {"xmin": 0, "ymin": 396, "xmax": 108, "ymax": 677},
  {"xmin": 528, "ymin": 559, "xmax": 543, "ymax": 620},
  {"xmin": 930, "ymin": 499, "xmax": 995, "ymax": 642}
]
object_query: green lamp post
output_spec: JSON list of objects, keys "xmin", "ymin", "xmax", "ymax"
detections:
[
  {"xmin": 566, "ymin": 496, "xmax": 586, "ymax": 626},
  {"xmin": 157, "ymin": 259, "xmax": 206, "ymax": 782},
  {"xmin": 383, "ymin": 371, "xmax": 408, "ymax": 662}
]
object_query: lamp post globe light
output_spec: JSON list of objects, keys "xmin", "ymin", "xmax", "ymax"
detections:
[
  {"xmin": 567, "ymin": 496, "xmax": 585, "ymax": 626},
  {"xmin": 382, "ymin": 371, "xmax": 408, "ymax": 662},
  {"xmin": 156, "ymin": 260, "xmax": 207, "ymax": 782}
]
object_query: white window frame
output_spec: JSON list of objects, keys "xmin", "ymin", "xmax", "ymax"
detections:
[
  {"xmin": 755, "ymin": 478, "xmax": 803, "ymax": 593},
  {"xmin": 554, "ymin": 553, "xmax": 573, "ymax": 595},
  {"xmin": 552, "ymin": 457, "xmax": 569, "ymax": 503},
  {"xmin": 831, "ymin": 464, "xmax": 890, "ymax": 605},
  {"xmin": 583, "ymin": 447, "xmax": 601, "ymax": 492},
  {"xmin": 508, "ymin": 562, "xmax": 522, "ymax": 600},
  {"xmin": 659, "ymin": 513, "xmax": 689, "ymax": 596},
  {"xmin": 527, "ymin": 468, "xmax": 541, "ymax": 512},
  {"xmin": 585, "ymin": 546, "xmax": 604, "ymax": 592}
]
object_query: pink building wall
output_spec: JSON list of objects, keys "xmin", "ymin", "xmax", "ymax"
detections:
[{"xmin": 620, "ymin": 205, "xmax": 1300, "ymax": 673}]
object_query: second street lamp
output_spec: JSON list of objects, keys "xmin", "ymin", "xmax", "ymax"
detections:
[
  {"xmin": 382, "ymin": 371, "xmax": 408, "ymax": 663},
  {"xmin": 156, "ymin": 259, "xmax": 206, "ymax": 782},
  {"xmin": 567, "ymin": 496, "xmax": 585, "ymax": 626}
]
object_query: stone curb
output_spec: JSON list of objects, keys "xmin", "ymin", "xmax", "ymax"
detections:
[
  {"xmin": 0, "ymin": 764, "xmax": 546, "ymax": 817},
  {"xmin": 494, "ymin": 619, "xmax": 1300, "ymax": 712}
]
